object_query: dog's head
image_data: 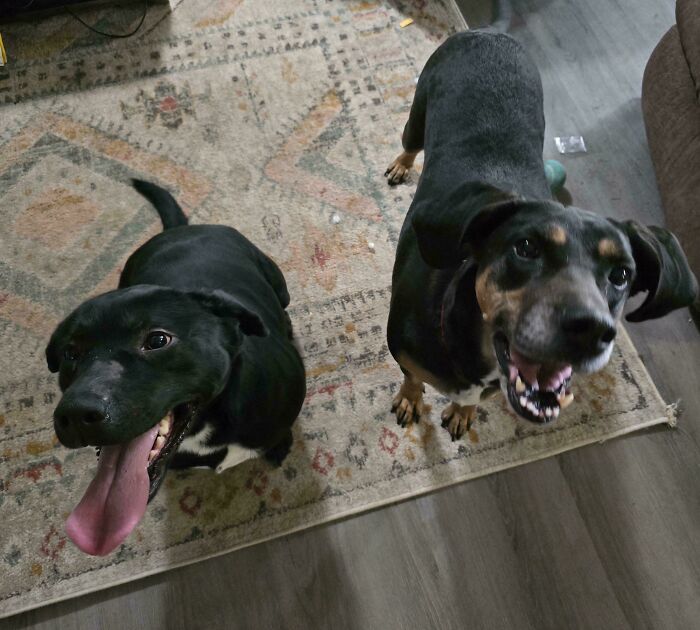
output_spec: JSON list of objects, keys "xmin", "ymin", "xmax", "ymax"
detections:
[
  {"xmin": 412, "ymin": 182, "xmax": 698, "ymax": 423},
  {"xmin": 46, "ymin": 284, "xmax": 266, "ymax": 555}
]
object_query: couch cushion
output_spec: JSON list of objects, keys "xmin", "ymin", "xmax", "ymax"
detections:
[
  {"xmin": 677, "ymin": 0, "xmax": 700, "ymax": 98},
  {"xmin": 642, "ymin": 25, "xmax": 700, "ymax": 281}
]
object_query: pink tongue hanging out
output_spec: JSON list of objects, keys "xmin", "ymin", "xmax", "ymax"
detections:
[{"xmin": 65, "ymin": 425, "xmax": 159, "ymax": 556}]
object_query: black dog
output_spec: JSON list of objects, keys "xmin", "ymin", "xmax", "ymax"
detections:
[
  {"xmin": 385, "ymin": 31, "xmax": 697, "ymax": 439},
  {"xmin": 46, "ymin": 180, "xmax": 306, "ymax": 555}
]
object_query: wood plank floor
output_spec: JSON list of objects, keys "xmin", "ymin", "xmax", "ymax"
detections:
[{"xmin": 4, "ymin": 0, "xmax": 699, "ymax": 628}]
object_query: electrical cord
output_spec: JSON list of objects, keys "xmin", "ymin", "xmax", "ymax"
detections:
[
  {"xmin": 65, "ymin": 1, "xmax": 148, "ymax": 38},
  {"xmin": 8, "ymin": 1, "xmax": 37, "ymax": 10}
]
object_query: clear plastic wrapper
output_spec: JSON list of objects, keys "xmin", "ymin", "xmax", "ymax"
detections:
[{"xmin": 554, "ymin": 135, "xmax": 587, "ymax": 154}]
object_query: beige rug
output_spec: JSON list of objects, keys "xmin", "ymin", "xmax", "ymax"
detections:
[{"xmin": 0, "ymin": 0, "xmax": 672, "ymax": 619}]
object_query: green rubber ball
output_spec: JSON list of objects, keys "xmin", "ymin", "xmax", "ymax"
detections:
[{"xmin": 544, "ymin": 159, "xmax": 567, "ymax": 192}]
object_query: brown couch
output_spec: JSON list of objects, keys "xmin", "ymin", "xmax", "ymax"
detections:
[{"xmin": 642, "ymin": 0, "xmax": 700, "ymax": 309}]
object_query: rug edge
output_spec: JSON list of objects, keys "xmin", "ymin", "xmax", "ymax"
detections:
[
  {"xmin": 0, "ymin": 407, "xmax": 672, "ymax": 621},
  {"xmin": 443, "ymin": 0, "xmax": 469, "ymax": 30},
  {"xmin": 618, "ymin": 325, "xmax": 674, "ymax": 422}
]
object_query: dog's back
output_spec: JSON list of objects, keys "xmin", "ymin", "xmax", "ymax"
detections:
[
  {"xmin": 414, "ymin": 31, "xmax": 550, "ymax": 202},
  {"xmin": 124, "ymin": 182, "xmax": 292, "ymax": 338}
]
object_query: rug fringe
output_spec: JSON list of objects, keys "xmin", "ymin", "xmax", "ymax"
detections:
[{"xmin": 665, "ymin": 401, "xmax": 679, "ymax": 428}]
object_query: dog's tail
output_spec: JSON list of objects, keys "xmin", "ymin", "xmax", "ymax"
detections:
[{"xmin": 132, "ymin": 179, "xmax": 188, "ymax": 230}]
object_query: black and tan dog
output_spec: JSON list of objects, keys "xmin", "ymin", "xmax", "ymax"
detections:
[
  {"xmin": 385, "ymin": 31, "xmax": 697, "ymax": 439},
  {"xmin": 46, "ymin": 181, "xmax": 305, "ymax": 555}
]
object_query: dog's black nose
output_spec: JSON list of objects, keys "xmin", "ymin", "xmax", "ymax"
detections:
[
  {"xmin": 55, "ymin": 399, "xmax": 108, "ymax": 425},
  {"xmin": 561, "ymin": 311, "xmax": 617, "ymax": 347},
  {"xmin": 53, "ymin": 395, "xmax": 109, "ymax": 447}
]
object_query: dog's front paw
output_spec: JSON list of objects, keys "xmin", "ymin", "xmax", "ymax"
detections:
[
  {"xmin": 384, "ymin": 150, "xmax": 418, "ymax": 186},
  {"xmin": 441, "ymin": 403, "xmax": 477, "ymax": 441},
  {"xmin": 392, "ymin": 393, "xmax": 424, "ymax": 427}
]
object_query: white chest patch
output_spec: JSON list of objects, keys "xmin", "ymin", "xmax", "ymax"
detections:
[
  {"xmin": 450, "ymin": 367, "xmax": 501, "ymax": 406},
  {"xmin": 450, "ymin": 386, "xmax": 484, "ymax": 407},
  {"xmin": 178, "ymin": 424, "xmax": 261, "ymax": 474}
]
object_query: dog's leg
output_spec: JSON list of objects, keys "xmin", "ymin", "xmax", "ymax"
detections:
[
  {"xmin": 391, "ymin": 370, "xmax": 425, "ymax": 427},
  {"xmin": 385, "ymin": 67, "xmax": 428, "ymax": 185},
  {"xmin": 264, "ymin": 429, "xmax": 293, "ymax": 467},
  {"xmin": 441, "ymin": 403, "xmax": 478, "ymax": 441}
]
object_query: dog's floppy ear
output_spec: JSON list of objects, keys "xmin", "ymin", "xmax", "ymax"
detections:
[
  {"xmin": 188, "ymin": 290, "xmax": 268, "ymax": 337},
  {"xmin": 411, "ymin": 182, "xmax": 521, "ymax": 268},
  {"xmin": 46, "ymin": 332, "xmax": 62, "ymax": 373},
  {"xmin": 613, "ymin": 220, "xmax": 698, "ymax": 322},
  {"xmin": 46, "ymin": 316, "xmax": 74, "ymax": 373}
]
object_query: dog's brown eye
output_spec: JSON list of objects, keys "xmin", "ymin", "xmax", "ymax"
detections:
[
  {"xmin": 144, "ymin": 331, "xmax": 172, "ymax": 351},
  {"xmin": 609, "ymin": 266, "xmax": 630, "ymax": 288},
  {"xmin": 514, "ymin": 238, "xmax": 540, "ymax": 259}
]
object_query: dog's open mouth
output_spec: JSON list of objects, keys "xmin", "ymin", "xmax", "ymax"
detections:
[
  {"xmin": 65, "ymin": 403, "xmax": 197, "ymax": 556},
  {"xmin": 493, "ymin": 333, "xmax": 574, "ymax": 423}
]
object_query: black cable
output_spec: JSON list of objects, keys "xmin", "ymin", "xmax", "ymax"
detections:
[
  {"xmin": 10, "ymin": 1, "xmax": 37, "ymax": 10},
  {"xmin": 65, "ymin": 1, "xmax": 148, "ymax": 39}
]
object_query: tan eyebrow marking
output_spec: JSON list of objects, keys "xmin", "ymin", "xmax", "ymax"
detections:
[
  {"xmin": 598, "ymin": 238, "xmax": 619, "ymax": 257},
  {"xmin": 548, "ymin": 225, "xmax": 567, "ymax": 245},
  {"xmin": 475, "ymin": 267, "xmax": 525, "ymax": 324}
]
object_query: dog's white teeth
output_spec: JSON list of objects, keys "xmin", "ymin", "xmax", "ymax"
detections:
[
  {"xmin": 519, "ymin": 396, "xmax": 528, "ymax": 407},
  {"xmin": 526, "ymin": 402, "xmax": 538, "ymax": 414},
  {"xmin": 545, "ymin": 407, "xmax": 553, "ymax": 417},
  {"xmin": 155, "ymin": 435, "xmax": 166, "ymax": 450},
  {"xmin": 515, "ymin": 376, "xmax": 526, "ymax": 393},
  {"xmin": 159, "ymin": 418, "xmax": 170, "ymax": 436},
  {"xmin": 552, "ymin": 406, "xmax": 560, "ymax": 418},
  {"xmin": 558, "ymin": 392, "xmax": 575, "ymax": 409},
  {"xmin": 148, "ymin": 449, "xmax": 157, "ymax": 462}
]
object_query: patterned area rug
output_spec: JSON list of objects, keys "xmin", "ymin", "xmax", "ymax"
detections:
[{"xmin": 0, "ymin": 0, "xmax": 671, "ymax": 618}]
